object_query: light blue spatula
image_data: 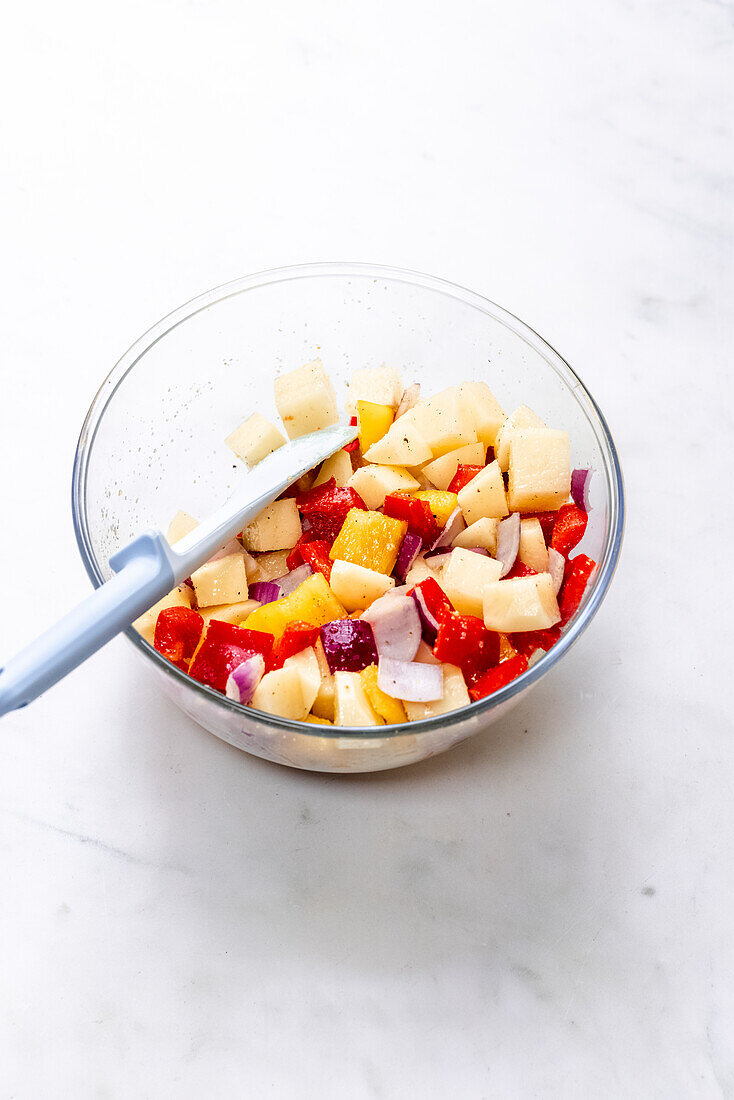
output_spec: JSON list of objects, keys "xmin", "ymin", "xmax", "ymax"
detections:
[{"xmin": 0, "ymin": 424, "xmax": 357, "ymax": 717}]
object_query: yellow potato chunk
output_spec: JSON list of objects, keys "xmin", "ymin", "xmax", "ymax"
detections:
[
  {"xmin": 133, "ymin": 584, "xmax": 192, "ymax": 644},
  {"xmin": 360, "ymin": 664, "xmax": 407, "ymax": 724},
  {"xmin": 274, "ymin": 358, "xmax": 338, "ymax": 439},
  {"xmin": 251, "ymin": 666, "xmax": 308, "ymax": 720},
  {"xmin": 240, "ymin": 498, "xmax": 302, "ymax": 551},
  {"xmin": 329, "ymin": 560, "xmax": 396, "ymax": 612},
  {"xmin": 440, "ymin": 548, "xmax": 503, "ymax": 618},
  {"xmin": 452, "ymin": 517, "xmax": 499, "ymax": 555},
  {"xmin": 313, "ymin": 449, "xmax": 353, "ymax": 488},
  {"xmin": 363, "ymin": 419, "xmax": 433, "ymax": 466},
  {"xmin": 311, "ymin": 638, "xmax": 336, "ymax": 720},
  {"xmin": 404, "ymin": 664, "xmax": 469, "ymax": 721},
  {"xmin": 421, "ymin": 442, "xmax": 487, "ymax": 490},
  {"xmin": 518, "ymin": 517, "xmax": 549, "ymax": 573},
  {"xmin": 166, "ymin": 510, "xmax": 198, "ymax": 545},
  {"xmin": 357, "ymin": 400, "xmax": 394, "ymax": 453},
  {"xmin": 333, "ymin": 671, "xmax": 383, "ymax": 726},
  {"xmin": 225, "ymin": 412, "xmax": 286, "ymax": 467},
  {"xmin": 403, "ymin": 387, "xmax": 477, "ymax": 457},
  {"xmin": 507, "ymin": 428, "xmax": 571, "ymax": 512},
  {"xmin": 456, "ymin": 460, "xmax": 508, "ymax": 522},
  {"xmin": 329, "ymin": 509, "xmax": 407, "ymax": 575},
  {"xmin": 282, "ymin": 646, "xmax": 322, "ymax": 712},
  {"xmin": 347, "ymin": 464, "xmax": 419, "ymax": 510},
  {"xmin": 346, "ymin": 364, "xmax": 403, "ymax": 412},
  {"xmin": 191, "ymin": 552, "xmax": 248, "ymax": 608},
  {"xmin": 245, "ymin": 572, "xmax": 347, "ymax": 638},
  {"xmin": 483, "ymin": 574, "xmax": 561, "ymax": 632},
  {"xmin": 199, "ymin": 599, "xmax": 260, "ymax": 627},
  {"xmin": 248, "ymin": 550, "xmax": 290, "ymax": 583},
  {"xmin": 495, "ymin": 405, "xmax": 545, "ymax": 470},
  {"xmin": 458, "ymin": 381, "xmax": 506, "ymax": 447}
]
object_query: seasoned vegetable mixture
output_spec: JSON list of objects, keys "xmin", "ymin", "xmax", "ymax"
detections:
[{"xmin": 133, "ymin": 361, "xmax": 596, "ymax": 725}]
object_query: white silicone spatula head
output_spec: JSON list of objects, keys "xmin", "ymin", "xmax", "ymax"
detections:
[{"xmin": 0, "ymin": 424, "xmax": 357, "ymax": 717}]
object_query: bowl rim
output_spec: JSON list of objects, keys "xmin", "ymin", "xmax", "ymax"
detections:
[{"xmin": 72, "ymin": 261, "xmax": 625, "ymax": 739}]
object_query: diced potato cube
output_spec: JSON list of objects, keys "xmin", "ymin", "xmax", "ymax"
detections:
[
  {"xmin": 440, "ymin": 548, "xmax": 503, "ymax": 617},
  {"xmin": 403, "ymin": 555, "xmax": 440, "ymax": 587},
  {"xmin": 508, "ymin": 428, "xmax": 571, "ymax": 512},
  {"xmin": 346, "ymin": 364, "xmax": 403, "ymax": 412},
  {"xmin": 518, "ymin": 517, "xmax": 549, "ymax": 573},
  {"xmin": 453, "ymin": 517, "xmax": 499, "ymax": 555},
  {"xmin": 313, "ymin": 449, "xmax": 354, "ymax": 488},
  {"xmin": 456, "ymin": 460, "xmax": 508, "ymax": 522},
  {"xmin": 360, "ymin": 664, "xmax": 407, "ymax": 724},
  {"xmin": 225, "ymin": 412, "xmax": 286, "ymax": 467},
  {"xmin": 248, "ymin": 550, "xmax": 290, "ymax": 583},
  {"xmin": 413, "ymin": 490, "xmax": 458, "ymax": 527},
  {"xmin": 133, "ymin": 584, "xmax": 192, "ymax": 644},
  {"xmin": 241, "ymin": 498, "xmax": 302, "ymax": 551},
  {"xmin": 329, "ymin": 560, "xmax": 396, "ymax": 611},
  {"xmin": 363, "ymin": 419, "xmax": 432, "ymax": 466},
  {"xmin": 191, "ymin": 552, "xmax": 248, "ymax": 608},
  {"xmin": 329, "ymin": 509, "xmax": 407, "ymax": 575},
  {"xmin": 458, "ymin": 382, "xmax": 506, "ymax": 447},
  {"xmin": 347, "ymin": 464, "xmax": 420, "ymax": 509},
  {"xmin": 251, "ymin": 666, "xmax": 308, "ymax": 720},
  {"xmin": 357, "ymin": 400, "xmax": 394, "ymax": 453},
  {"xmin": 199, "ymin": 599, "xmax": 260, "ymax": 627},
  {"xmin": 167, "ymin": 510, "xmax": 198, "ymax": 545},
  {"xmin": 283, "ymin": 646, "xmax": 322, "ymax": 712},
  {"xmin": 245, "ymin": 572, "xmax": 347, "ymax": 638},
  {"xmin": 483, "ymin": 573, "xmax": 561, "ymax": 632},
  {"xmin": 404, "ymin": 387, "xmax": 477, "ymax": 457},
  {"xmin": 495, "ymin": 405, "xmax": 545, "ymax": 470},
  {"xmin": 274, "ymin": 358, "xmax": 338, "ymax": 439},
  {"xmin": 333, "ymin": 671, "xmax": 383, "ymax": 726},
  {"xmin": 422, "ymin": 442, "xmax": 487, "ymax": 490},
  {"xmin": 311, "ymin": 638, "xmax": 335, "ymax": 720},
  {"xmin": 404, "ymin": 664, "xmax": 470, "ymax": 721}
]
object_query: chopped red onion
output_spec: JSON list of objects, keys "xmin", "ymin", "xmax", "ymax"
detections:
[
  {"xmin": 320, "ymin": 619, "xmax": 378, "ymax": 673},
  {"xmin": 394, "ymin": 531, "xmax": 423, "ymax": 581},
  {"xmin": 412, "ymin": 587, "xmax": 441, "ymax": 643},
  {"xmin": 395, "ymin": 383, "xmax": 421, "ymax": 419},
  {"xmin": 548, "ymin": 548, "xmax": 565, "ymax": 595},
  {"xmin": 571, "ymin": 468, "xmax": 593, "ymax": 511},
  {"xmin": 462, "ymin": 547, "xmax": 489, "ymax": 556},
  {"xmin": 377, "ymin": 657, "xmax": 443, "ymax": 701},
  {"xmin": 423, "ymin": 549, "xmax": 452, "ymax": 572},
  {"xmin": 430, "ymin": 507, "xmax": 466, "ymax": 549},
  {"xmin": 496, "ymin": 513, "xmax": 520, "ymax": 577},
  {"xmin": 225, "ymin": 653, "xmax": 265, "ymax": 704},
  {"xmin": 361, "ymin": 595, "xmax": 422, "ymax": 661},
  {"xmin": 248, "ymin": 581, "xmax": 280, "ymax": 605},
  {"xmin": 276, "ymin": 563, "xmax": 313, "ymax": 596}
]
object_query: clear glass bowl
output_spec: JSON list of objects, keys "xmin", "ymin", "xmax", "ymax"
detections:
[{"xmin": 72, "ymin": 263, "xmax": 624, "ymax": 773}]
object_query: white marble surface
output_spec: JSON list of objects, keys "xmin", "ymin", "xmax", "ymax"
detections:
[{"xmin": 1, "ymin": 0, "xmax": 732, "ymax": 1095}]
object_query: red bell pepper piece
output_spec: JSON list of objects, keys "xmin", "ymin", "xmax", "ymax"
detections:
[
  {"xmin": 299, "ymin": 539, "xmax": 333, "ymax": 581},
  {"xmin": 286, "ymin": 530, "xmax": 319, "ymax": 570},
  {"xmin": 509, "ymin": 626, "xmax": 562, "ymax": 657},
  {"xmin": 153, "ymin": 607, "xmax": 204, "ymax": 670},
  {"xmin": 558, "ymin": 554, "xmax": 596, "ymax": 625},
  {"xmin": 469, "ymin": 654, "xmax": 528, "ymax": 701},
  {"xmin": 272, "ymin": 620, "xmax": 321, "ymax": 669},
  {"xmin": 525, "ymin": 511, "xmax": 557, "ymax": 543},
  {"xmin": 448, "ymin": 463, "xmax": 485, "ymax": 494},
  {"xmin": 432, "ymin": 613, "xmax": 485, "ymax": 664},
  {"xmin": 383, "ymin": 492, "xmax": 439, "ymax": 546},
  {"xmin": 504, "ymin": 561, "xmax": 538, "ymax": 579},
  {"xmin": 297, "ymin": 478, "xmax": 367, "ymax": 541},
  {"xmin": 458, "ymin": 626, "xmax": 502, "ymax": 685},
  {"xmin": 189, "ymin": 619, "xmax": 275, "ymax": 691},
  {"xmin": 344, "ymin": 415, "xmax": 360, "ymax": 452},
  {"xmin": 410, "ymin": 577, "xmax": 455, "ymax": 624},
  {"xmin": 551, "ymin": 503, "xmax": 588, "ymax": 556}
]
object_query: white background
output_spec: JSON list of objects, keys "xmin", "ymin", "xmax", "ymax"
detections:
[{"xmin": 1, "ymin": 1, "xmax": 732, "ymax": 1097}]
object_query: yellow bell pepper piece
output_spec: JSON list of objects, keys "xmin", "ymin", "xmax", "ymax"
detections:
[
  {"xmin": 413, "ymin": 490, "xmax": 459, "ymax": 527},
  {"xmin": 329, "ymin": 508, "xmax": 407, "ymax": 575},
  {"xmin": 360, "ymin": 664, "xmax": 408, "ymax": 724},
  {"xmin": 357, "ymin": 400, "xmax": 394, "ymax": 453},
  {"xmin": 245, "ymin": 572, "xmax": 347, "ymax": 638},
  {"xmin": 305, "ymin": 714, "xmax": 333, "ymax": 726}
]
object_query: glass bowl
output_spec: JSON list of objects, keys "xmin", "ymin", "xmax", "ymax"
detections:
[{"xmin": 72, "ymin": 263, "xmax": 624, "ymax": 773}]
